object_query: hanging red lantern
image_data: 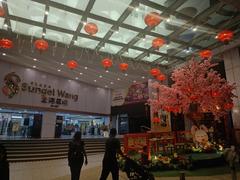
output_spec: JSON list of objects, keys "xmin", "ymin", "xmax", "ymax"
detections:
[
  {"xmin": 67, "ymin": 60, "xmax": 78, "ymax": 70},
  {"xmin": 102, "ymin": 58, "xmax": 113, "ymax": 69},
  {"xmin": 84, "ymin": 22, "xmax": 98, "ymax": 36},
  {"xmin": 199, "ymin": 49, "xmax": 212, "ymax": 59},
  {"xmin": 0, "ymin": 6, "xmax": 5, "ymax": 17},
  {"xmin": 144, "ymin": 12, "xmax": 161, "ymax": 27},
  {"xmin": 150, "ymin": 68, "xmax": 160, "ymax": 77},
  {"xmin": 0, "ymin": 38, "xmax": 13, "ymax": 49},
  {"xmin": 211, "ymin": 90, "xmax": 221, "ymax": 98},
  {"xmin": 224, "ymin": 102, "xmax": 234, "ymax": 110},
  {"xmin": 152, "ymin": 38, "xmax": 165, "ymax": 49},
  {"xmin": 156, "ymin": 74, "xmax": 166, "ymax": 81},
  {"xmin": 152, "ymin": 117, "xmax": 160, "ymax": 123},
  {"xmin": 34, "ymin": 39, "xmax": 48, "ymax": 52},
  {"xmin": 217, "ymin": 30, "xmax": 233, "ymax": 43},
  {"xmin": 119, "ymin": 63, "xmax": 128, "ymax": 72}
]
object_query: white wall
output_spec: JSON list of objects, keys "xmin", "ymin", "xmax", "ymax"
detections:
[
  {"xmin": 41, "ymin": 112, "xmax": 56, "ymax": 138},
  {"xmin": 0, "ymin": 61, "xmax": 111, "ymax": 115}
]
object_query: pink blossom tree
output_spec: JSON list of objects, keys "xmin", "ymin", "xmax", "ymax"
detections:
[{"xmin": 149, "ymin": 59, "xmax": 236, "ymax": 119}]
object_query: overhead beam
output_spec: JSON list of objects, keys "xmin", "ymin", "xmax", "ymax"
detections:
[{"xmin": 1, "ymin": 0, "xmax": 12, "ymax": 32}]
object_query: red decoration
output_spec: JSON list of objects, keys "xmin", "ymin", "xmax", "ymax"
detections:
[
  {"xmin": 102, "ymin": 58, "xmax": 113, "ymax": 69},
  {"xmin": 119, "ymin": 63, "xmax": 128, "ymax": 72},
  {"xmin": 0, "ymin": 39, "xmax": 13, "ymax": 49},
  {"xmin": 0, "ymin": 6, "xmax": 5, "ymax": 17},
  {"xmin": 224, "ymin": 102, "xmax": 234, "ymax": 110},
  {"xmin": 211, "ymin": 90, "xmax": 221, "ymax": 98},
  {"xmin": 199, "ymin": 50, "xmax": 212, "ymax": 59},
  {"xmin": 67, "ymin": 60, "xmax": 78, "ymax": 70},
  {"xmin": 217, "ymin": 30, "xmax": 233, "ymax": 43},
  {"xmin": 144, "ymin": 12, "xmax": 161, "ymax": 27},
  {"xmin": 152, "ymin": 117, "xmax": 160, "ymax": 123},
  {"xmin": 156, "ymin": 74, "xmax": 166, "ymax": 81},
  {"xmin": 150, "ymin": 68, "xmax": 160, "ymax": 77},
  {"xmin": 84, "ymin": 22, "xmax": 98, "ymax": 36},
  {"xmin": 152, "ymin": 38, "xmax": 165, "ymax": 49},
  {"xmin": 34, "ymin": 39, "xmax": 48, "ymax": 52}
]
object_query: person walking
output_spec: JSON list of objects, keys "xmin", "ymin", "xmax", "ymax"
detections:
[
  {"xmin": 0, "ymin": 144, "xmax": 9, "ymax": 180},
  {"xmin": 100, "ymin": 128, "xmax": 123, "ymax": 180},
  {"xmin": 68, "ymin": 131, "xmax": 88, "ymax": 180}
]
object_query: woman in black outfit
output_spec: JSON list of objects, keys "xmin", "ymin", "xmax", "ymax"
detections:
[{"xmin": 68, "ymin": 132, "xmax": 88, "ymax": 180}]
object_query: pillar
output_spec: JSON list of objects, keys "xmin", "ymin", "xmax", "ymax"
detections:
[
  {"xmin": 223, "ymin": 47, "xmax": 240, "ymax": 143},
  {"xmin": 41, "ymin": 112, "xmax": 56, "ymax": 138}
]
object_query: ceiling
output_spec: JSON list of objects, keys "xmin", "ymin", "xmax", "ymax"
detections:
[{"xmin": 0, "ymin": 0, "xmax": 240, "ymax": 89}]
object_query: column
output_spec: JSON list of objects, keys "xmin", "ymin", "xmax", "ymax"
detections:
[
  {"xmin": 223, "ymin": 47, "xmax": 240, "ymax": 142},
  {"xmin": 41, "ymin": 111, "xmax": 56, "ymax": 138}
]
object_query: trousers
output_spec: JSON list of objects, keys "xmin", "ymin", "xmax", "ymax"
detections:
[{"xmin": 100, "ymin": 161, "xmax": 119, "ymax": 180}]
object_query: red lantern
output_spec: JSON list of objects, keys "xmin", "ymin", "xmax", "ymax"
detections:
[
  {"xmin": 224, "ymin": 102, "xmax": 234, "ymax": 110},
  {"xmin": 156, "ymin": 74, "xmax": 166, "ymax": 81},
  {"xmin": 102, "ymin": 58, "xmax": 113, "ymax": 69},
  {"xmin": 144, "ymin": 12, "xmax": 161, "ymax": 27},
  {"xmin": 84, "ymin": 22, "xmax": 98, "ymax": 36},
  {"xmin": 199, "ymin": 50, "xmax": 212, "ymax": 59},
  {"xmin": 0, "ymin": 6, "xmax": 5, "ymax": 17},
  {"xmin": 0, "ymin": 38, "xmax": 13, "ymax": 49},
  {"xmin": 211, "ymin": 90, "xmax": 220, "ymax": 98},
  {"xmin": 152, "ymin": 38, "xmax": 165, "ymax": 49},
  {"xmin": 67, "ymin": 60, "xmax": 78, "ymax": 70},
  {"xmin": 150, "ymin": 68, "xmax": 160, "ymax": 77},
  {"xmin": 217, "ymin": 30, "xmax": 233, "ymax": 43},
  {"xmin": 34, "ymin": 39, "xmax": 48, "ymax": 52},
  {"xmin": 119, "ymin": 63, "xmax": 128, "ymax": 72},
  {"xmin": 152, "ymin": 117, "xmax": 160, "ymax": 123}
]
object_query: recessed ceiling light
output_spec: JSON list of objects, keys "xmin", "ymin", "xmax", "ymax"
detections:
[
  {"xmin": 33, "ymin": 58, "xmax": 37, "ymax": 61},
  {"xmin": 133, "ymin": 80, "xmax": 136, "ymax": 83},
  {"xmin": 94, "ymin": 80, "xmax": 97, "ymax": 82},
  {"xmin": 79, "ymin": 72, "xmax": 83, "ymax": 75},
  {"xmin": 3, "ymin": 24, "xmax": 8, "ymax": 28},
  {"xmin": 42, "ymin": 32, "xmax": 46, "ymax": 36},
  {"xmin": 2, "ymin": 53, "xmax": 6, "ymax": 56},
  {"xmin": 75, "ymin": 77, "xmax": 79, "ymax": 80},
  {"xmin": 215, "ymin": 35, "xmax": 218, "ymax": 39},
  {"xmin": 84, "ymin": 66, "xmax": 88, "ymax": 70},
  {"xmin": 99, "ymin": 75, "xmax": 103, "ymax": 78},
  {"xmin": 142, "ymin": 38, "xmax": 146, "ymax": 41},
  {"xmin": 45, "ymin": 11, "xmax": 49, "ymax": 15},
  {"xmin": 166, "ymin": 18, "xmax": 170, "ymax": 22},
  {"xmin": 83, "ymin": 21, "xmax": 87, "ymax": 25},
  {"xmin": 105, "ymin": 70, "xmax": 109, "ymax": 73},
  {"xmin": 125, "ymin": 73, "xmax": 128, "ymax": 76},
  {"xmin": 57, "ymin": 69, "xmax": 61, "ymax": 72},
  {"xmin": 110, "ymin": 82, "xmax": 114, "ymax": 84},
  {"xmin": 192, "ymin": 27, "xmax": 197, "ymax": 32},
  {"xmin": 135, "ymin": 7, "xmax": 139, "ymax": 11},
  {"xmin": 105, "ymin": 85, "xmax": 108, "ymax": 88},
  {"xmin": 60, "ymin": 63, "xmax": 64, "ymax": 66},
  {"xmin": 115, "ymin": 31, "xmax": 119, "ymax": 34},
  {"xmin": 117, "ymin": 78, "xmax": 121, "ymax": 81},
  {"xmin": 33, "ymin": 66, "xmax": 36, "ymax": 68},
  {"xmin": 74, "ymin": 40, "xmax": 77, "ymax": 43},
  {"xmin": 166, "ymin": 44, "xmax": 170, "ymax": 48},
  {"xmin": 141, "ymin": 76, "xmax": 145, "ymax": 79}
]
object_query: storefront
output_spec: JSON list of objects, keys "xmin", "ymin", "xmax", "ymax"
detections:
[{"xmin": 0, "ymin": 61, "xmax": 111, "ymax": 138}]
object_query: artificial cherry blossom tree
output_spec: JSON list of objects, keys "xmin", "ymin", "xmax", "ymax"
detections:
[{"xmin": 149, "ymin": 59, "xmax": 236, "ymax": 119}]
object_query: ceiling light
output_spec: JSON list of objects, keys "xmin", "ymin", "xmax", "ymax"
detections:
[
  {"xmin": 166, "ymin": 18, "xmax": 170, "ymax": 22},
  {"xmin": 105, "ymin": 85, "xmax": 108, "ymax": 88},
  {"xmin": 57, "ymin": 69, "xmax": 61, "ymax": 72},
  {"xmin": 192, "ymin": 27, "xmax": 197, "ymax": 32},
  {"xmin": 82, "ymin": 21, "xmax": 87, "ymax": 25},
  {"xmin": 33, "ymin": 66, "xmax": 36, "ymax": 68},
  {"xmin": 117, "ymin": 78, "xmax": 121, "ymax": 81},
  {"xmin": 110, "ymin": 82, "xmax": 114, "ymax": 84},
  {"xmin": 143, "ymin": 38, "xmax": 146, "ymax": 41},
  {"xmin": 99, "ymin": 75, "xmax": 103, "ymax": 78},
  {"xmin": 105, "ymin": 70, "xmax": 109, "ymax": 73},
  {"xmin": 2, "ymin": 53, "xmax": 6, "ymax": 56},
  {"xmin": 45, "ymin": 11, "xmax": 49, "ymax": 15},
  {"xmin": 75, "ymin": 77, "xmax": 79, "ymax": 80},
  {"xmin": 133, "ymin": 80, "xmax": 136, "ymax": 83},
  {"xmin": 135, "ymin": 7, "xmax": 139, "ymax": 11},
  {"xmin": 141, "ymin": 76, "xmax": 145, "ymax": 79},
  {"xmin": 166, "ymin": 44, "xmax": 169, "ymax": 48},
  {"xmin": 42, "ymin": 32, "xmax": 46, "ymax": 36},
  {"xmin": 115, "ymin": 31, "xmax": 119, "ymax": 34},
  {"xmin": 215, "ymin": 35, "xmax": 218, "ymax": 39},
  {"xmin": 125, "ymin": 73, "xmax": 128, "ymax": 76},
  {"xmin": 3, "ymin": 24, "xmax": 8, "ymax": 28},
  {"xmin": 94, "ymin": 80, "xmax": 97, "ymax": 82},
  {"xmin": 79, "ymin": 72, "xmax": 83, "ymax": 75},
  {"xmin": 84, "ymin": 66, "xmax": 88, "ymax": 70},
  {"xmin": 74, "ymin": 40, "xmax": 77, "ymax": 44},
  {"xmin": 60, "ymin": 63, "xmax": 64, "ymax": 66},
  {"xmin": 33, "ymin": 58, "xmax": 37, "ymax": 61}
]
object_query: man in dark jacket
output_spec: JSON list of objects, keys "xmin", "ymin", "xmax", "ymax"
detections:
[
  {"xmin": 0, "ymin": 144, "xmax": 9, "ymax": 180},
  {"xmin": 100, "ymin": 128, "xmax": 123, "ymax": 180}
]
